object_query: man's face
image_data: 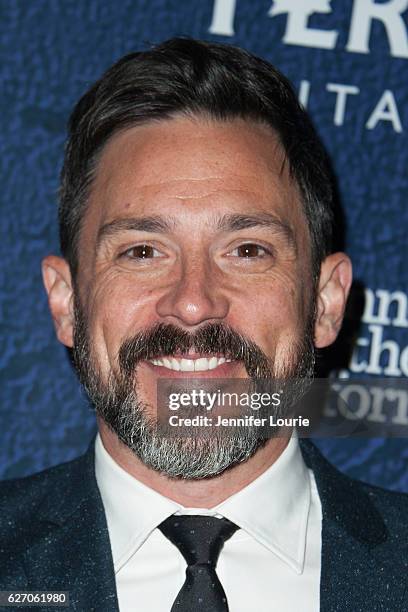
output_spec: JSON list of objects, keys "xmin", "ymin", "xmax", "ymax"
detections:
[
  {"xmin": 76, "ymin": 115, "xmax": 313, "ymax": 387},
  {"xmin": 58, "ymin": 115, "xmax": 319, "ymax": 477}
]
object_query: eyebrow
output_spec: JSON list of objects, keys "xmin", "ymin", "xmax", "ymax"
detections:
[
  {"xmin": 97, "ymin": 216, "xmax": 175, "ymax": 247},
  {"xmin": 97, "ymin": 212, "xmax": 296, "ymax": 250},
  {"xmin": 216, "ymin": 213, "xmax": 296, "ymax": 247}
]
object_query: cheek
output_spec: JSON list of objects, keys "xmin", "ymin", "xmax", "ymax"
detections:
[
  {"xmin": 84, "ymin": 274, "xmax": 160, "ymax": 370},
  {"xmin": 226, "ymin": 278, "xmax": 304, "ymax": 356}
]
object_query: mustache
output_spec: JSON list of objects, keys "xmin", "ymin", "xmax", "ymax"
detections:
[{"xmin": 118, "ymin": 322, "xmax": 272, "ymax": 379}]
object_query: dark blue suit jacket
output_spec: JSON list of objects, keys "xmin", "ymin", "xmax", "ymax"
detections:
[{"xmin": 0, "ymin": 440, "xmax": 407, "ymax": 611}]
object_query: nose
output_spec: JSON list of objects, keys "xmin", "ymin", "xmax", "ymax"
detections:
[{"xmin": 155, "ymin": 258, "xmax": 230, "ymax": 328}]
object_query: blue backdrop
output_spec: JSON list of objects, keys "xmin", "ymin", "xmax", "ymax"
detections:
[{"xmin": 1, "ymin": 0, "xmax": 407, "ymax": 489}]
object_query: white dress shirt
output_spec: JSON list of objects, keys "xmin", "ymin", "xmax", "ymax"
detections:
[{"xmin": 95, "ymin": 434, "xmax": 322, "ymax": 612}]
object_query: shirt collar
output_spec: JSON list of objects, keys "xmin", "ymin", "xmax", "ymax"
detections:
[
  {"xmin": 95, "ymin": 434, "xmax": 182, "ymax": 571},
  {"xmin": 95, "ymin": 432, "xmax": 311, "ymax": 575},
  {"xmin": 214, "ymin": 433, "xmax": 311, "ymax": 574}
]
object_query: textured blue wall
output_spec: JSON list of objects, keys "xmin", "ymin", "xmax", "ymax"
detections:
[{"xmin": 1, "ymin": 0, "xmax": 407, "ymax": 489}]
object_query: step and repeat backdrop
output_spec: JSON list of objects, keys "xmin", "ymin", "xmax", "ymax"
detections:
[{"xmin": 1, "ymin": 0, "xmax": 407, "ymax": 488}]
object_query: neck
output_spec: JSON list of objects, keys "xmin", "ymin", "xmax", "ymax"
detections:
[{"xmin": 97, "ymin": 418, "xmax": 290, "ymax": 508}]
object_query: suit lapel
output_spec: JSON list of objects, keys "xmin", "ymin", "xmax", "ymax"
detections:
[
  {"xmin": 22, "ymin": 445, "xmax": 119, "ymax": 612},
  {"xmin": 300, "ymin": 439, "xmax": 406, "ymax": 611}
]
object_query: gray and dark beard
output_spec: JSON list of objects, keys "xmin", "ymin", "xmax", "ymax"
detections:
[{"xmin": 72, "ymin": 299, "xmax": 316, "ymax": 479}]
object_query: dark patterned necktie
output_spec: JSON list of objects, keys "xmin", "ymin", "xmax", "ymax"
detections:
[{"xmin": 158, "ymin": 515, "xmax": 239, "ymax": 612}]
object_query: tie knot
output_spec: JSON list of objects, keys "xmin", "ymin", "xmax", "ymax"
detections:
[{"xmin": 158, "ymin": 515, "xmax": 238, "ymax": 567}]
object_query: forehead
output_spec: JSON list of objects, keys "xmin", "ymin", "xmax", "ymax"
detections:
[{"xmin": 83, "ymin": 115, "xmax": 308, "ymax": 245}]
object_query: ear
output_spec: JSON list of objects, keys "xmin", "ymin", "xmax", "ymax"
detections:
[
  {"xmin": 314, "ymin": 252, "xmax": 353, "ymax": 348},
  {"xmin": 42, "ymin": 255, "xmax": 74, "ymax": 348}
]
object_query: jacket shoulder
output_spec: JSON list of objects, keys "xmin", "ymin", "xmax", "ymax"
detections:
[
  {"xmin": 0, "ymin": 454, "xmax": 88, "ymax": 527},
  {"xmin": 300, "ymin": 438, "xmax": 408, "ymax": 542},
  {"xmin": 359, "ymin": 478, "xmax": 408, "ymax": 533},
  {"xmin": 0, "ymin": 448, "xmax": 107, "ymax": 593}
]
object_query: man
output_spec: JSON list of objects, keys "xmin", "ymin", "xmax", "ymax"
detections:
[{"xmin": 0, "ymin": 38, "xmax": 407, "ymax": 612}]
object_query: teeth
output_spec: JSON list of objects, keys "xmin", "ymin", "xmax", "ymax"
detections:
[
  {"xmin": 208, "ymin": 356, "xmax": 218, "ymax": 370},
  {"xmin": 195, "ymin": 358, "xmax": 209, "ymax": 371},
  {"xmin": 180, "ymin": 359, "xmax": 195, "ymax": 372},
  {"xmin": 148, "ymin": 356, "xmax": 232, "ymax": 372},
  {"xmin": 170, "ymin": 358, "xmax": 181, "ymax": 371}
]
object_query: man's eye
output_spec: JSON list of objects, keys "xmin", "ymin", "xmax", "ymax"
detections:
[
  {"xmin": 124, "ymin": 245, "xmax": 160, "ymax": 259},
  {"xmin": 230, "ymin": 244, "xmax": 271, "ymax": 258}
]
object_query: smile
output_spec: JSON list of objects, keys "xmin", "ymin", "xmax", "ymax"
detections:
[{"xmin": 148, "ymin": 355, "xmax": 233, "ymax": 372}]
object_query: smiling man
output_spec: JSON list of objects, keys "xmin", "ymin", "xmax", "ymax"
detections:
[{"xmin": 1, "ymin": 38, "xmax": 407, "ymax": 612}]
